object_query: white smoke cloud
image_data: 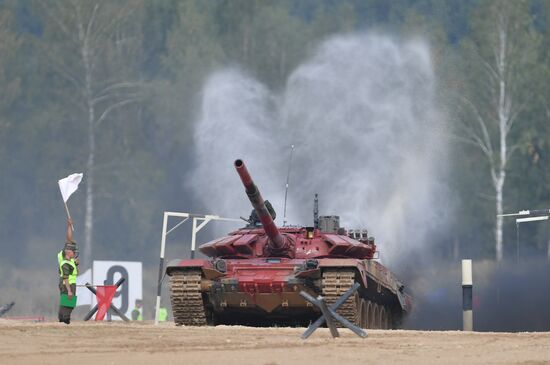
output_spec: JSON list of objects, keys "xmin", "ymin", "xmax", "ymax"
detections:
[{"xmin": 191, "ymin": 33, "xmax": 449, "ymax": 266}]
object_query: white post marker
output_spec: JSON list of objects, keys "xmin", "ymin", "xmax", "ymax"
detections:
[
  {"xmin": 154, "ymin": 211, "xmax": 241, "ymax": 325},
  {"xmin": 462, "ymin": 259, "xmax": 473, "ymax": 331}
]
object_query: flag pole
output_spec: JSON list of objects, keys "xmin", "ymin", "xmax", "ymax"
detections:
[
  {"xmin": 64, "ymin": 202, "xmax": 74, "ymax": 231},
  {"xmin": 60, "ymin": 190, "xmax": 74, "ymax": 232}
]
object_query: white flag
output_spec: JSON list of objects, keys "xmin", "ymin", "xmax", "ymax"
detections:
[{"xmin": 58, "ymin": 173, "xmax": 83, "ymax": 202}]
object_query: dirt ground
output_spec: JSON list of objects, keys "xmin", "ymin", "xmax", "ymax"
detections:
[{"xmin": 1, "ymin": 319, "xmax": 550, "ymax": 365}]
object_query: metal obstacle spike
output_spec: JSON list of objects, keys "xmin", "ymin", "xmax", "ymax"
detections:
[
  {"xmin": 300, "ymin": 282, "xmax": 367, "ymax": 339},
  {"xmin": 83, "ymin": 277, "xmax": 129, "ymax": 322}
]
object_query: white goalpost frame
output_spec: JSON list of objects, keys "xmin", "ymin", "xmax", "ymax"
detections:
[
  {"xmin": 514, "ymin": 215, "xmax": 550, "ymax": 263},
  {"xmin": 154, "ymin": 211, "xmax": 241, "ymax": 325}
]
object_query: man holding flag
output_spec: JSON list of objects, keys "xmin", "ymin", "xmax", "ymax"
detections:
[
  {"xmin": 58, "ymin": 232, "xmax": 78, "ymax": 324},
  {"xmin": 57, "ymin": 173, "xmax": 83, "ymax": 324}
]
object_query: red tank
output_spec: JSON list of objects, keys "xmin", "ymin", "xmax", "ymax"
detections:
[{"xmin": 166, "ymin": 159, "xmax": 412, "ymax": 328}]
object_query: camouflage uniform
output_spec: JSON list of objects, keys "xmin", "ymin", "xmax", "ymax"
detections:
[{"xmin": 58, "ymin": 243, "xmax": 78, "ymax": 324}]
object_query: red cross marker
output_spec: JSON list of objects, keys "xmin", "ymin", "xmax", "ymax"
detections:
[
  {"xmin": 83, "ymin": 277, "xmax": 129, "ymax": 321},
  {"xmin": 94, "ymin": 285, "xmax": 118, "ymax": 321}
]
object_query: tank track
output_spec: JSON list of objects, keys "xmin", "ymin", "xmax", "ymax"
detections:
[
  {"xmin": 170, "ymin": 270, "xmax": 207, "ymax": 326},
  {"xmin": 321, "ymin": 269, "xmax": 359, "ymax": 326}
]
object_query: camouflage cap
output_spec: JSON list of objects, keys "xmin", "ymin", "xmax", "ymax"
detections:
[{"xmin": 64, "ymin": 242, "xmax": 77, "ymax": 252}]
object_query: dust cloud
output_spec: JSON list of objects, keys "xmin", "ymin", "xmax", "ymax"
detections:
[{"xmin": 191, "ymin": 33, "xmax": 449, "ymax": 267}]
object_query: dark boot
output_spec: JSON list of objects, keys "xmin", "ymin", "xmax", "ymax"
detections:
[{"xmin": 58, "ymin": 305, "xmax": 72, "ymax": 324}]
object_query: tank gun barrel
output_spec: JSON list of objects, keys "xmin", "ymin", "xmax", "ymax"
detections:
[{"xmin": 234, "ymin": 159, "xmax": 285, "ymax": 250}]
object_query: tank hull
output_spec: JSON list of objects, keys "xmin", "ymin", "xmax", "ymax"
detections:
[{"xmin": 167, "ymin": 257, "xmax": 411, "ymax": 328}]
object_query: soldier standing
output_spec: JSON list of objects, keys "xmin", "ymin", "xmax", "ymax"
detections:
[
  {"xmin": 58, "ymin": 219, "xmax": 79, "ymax": 324},
  {"xmin": 131, "ymin": 299, "xmax": 143, "ymax": 321},
  {"xmin": 157, "ymin": 307, "xmax": 168, "ymax": 322}
]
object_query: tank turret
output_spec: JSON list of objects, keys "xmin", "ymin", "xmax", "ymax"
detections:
[{"xmin": 234, "ymin": 159, "xmax": 293, "ymax": 256}]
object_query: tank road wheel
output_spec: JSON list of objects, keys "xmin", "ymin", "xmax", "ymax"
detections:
[
  {"xmin": 385, "ymin": 307, "xmax": 393, "ymax": 330},
  {"xmin": 366, "ymin": 300, "xmax": 374, "ymax": 329},
  {"xmin": 170, "ymin": 270, "xmax": 207, "ymax": 326},
  {"xmin": 322, "ymin": 269, "xmax": 359, "ymax": 327},
  {"xmin": 359, "ymin": 299, "xmax": 368, "ymax": 328},
  {"xmin": 379, "ymin": 306, "xmax": 387, "ymax": 329},
  {"xmin": 372, "ymin": 303, "xmax": 380, "ymax": 329}
]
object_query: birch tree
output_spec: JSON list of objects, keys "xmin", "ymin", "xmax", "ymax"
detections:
[
  {"xmin": 39, "ymin": 1, "xmax": 143, "ymax": 268},
  {"xmin": 454, "ymin": 0, "xmax": 538, "ymax": 261}
]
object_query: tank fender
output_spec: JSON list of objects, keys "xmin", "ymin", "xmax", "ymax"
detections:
[
  {"xmin": 400, "ymin": 292, "xmax": 413, "ymax": 312},
  {"xmin": 295, "ymin": 268, "xmax": 321, "ymax": 279},
  {"xmin": 317, "ymin": 258, "xmax": 368, "ymax": 289},
  {"xmin": 165, "ymin": 258, "xmax": 212, "ymax": 276},
  {"xmin": 396, "ymin": 291, "xmax": 406, "ymax": 310}
]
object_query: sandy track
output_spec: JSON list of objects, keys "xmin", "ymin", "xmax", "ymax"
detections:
[{"xmin": 1, "ymin": 320, "xmax": 549, "ymax": 365}]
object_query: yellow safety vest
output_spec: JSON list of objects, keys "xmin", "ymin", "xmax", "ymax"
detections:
[
  {"xmin": 133, "ymin": 307, "xmax": 143, "ymax": 321},
  {"xmin": 58, "ymin": 250, "xmax": 78, "ymax": 266},
  {"xmin": 158, "ymin": 307, "xmax": 168, "ymax": 322},
  {"xmin": 59, "ymin": 255, "xmax": 78, "ymax": 285}
]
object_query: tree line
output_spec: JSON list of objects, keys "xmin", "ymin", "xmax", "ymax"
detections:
[{"xmin": 0, "ymin": 0, "xmax": 549, "ymax": 270}]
